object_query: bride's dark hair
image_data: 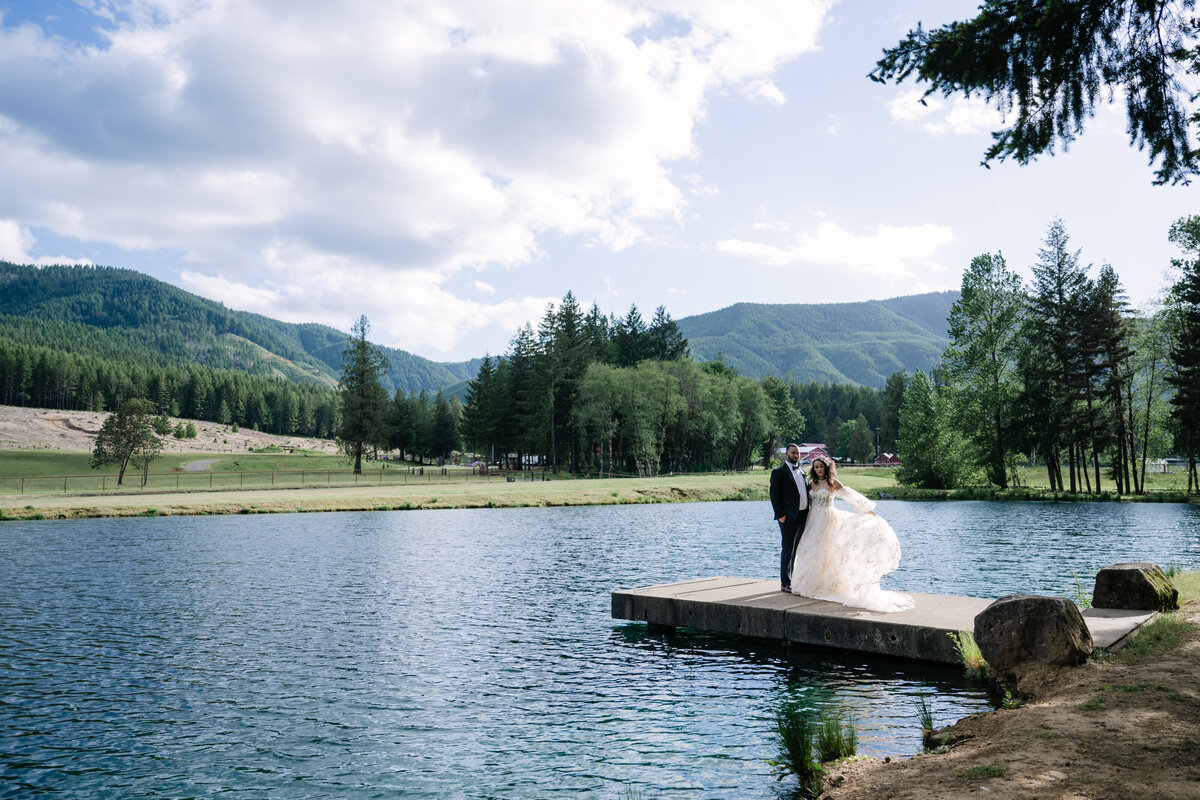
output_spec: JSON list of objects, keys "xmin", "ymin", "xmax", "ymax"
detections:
[{"xmin": 808, "ymin": 455, "xmax": 836, "ymax": 483}]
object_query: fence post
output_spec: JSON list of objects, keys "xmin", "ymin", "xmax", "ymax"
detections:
[
  {"xmin": 240, "ymin": 471, "xmax": 244, "ymax": 487},
  {"xmin": 177, "ymin": 473, "xmax": 180, "ymax": 489},
  {"xmin": 210, "ymin": 473, "xmax": 213, "ymax": 488},
  {"xmin": 21, "ymin": 477, "xmax": 24, "ymax": 494},
  {"xmin": 64, "ymin": 476, "xmax": 67, "ymax": 493},
  {"xmin": 272, "ymin": 471, "xmax": 275, "ymax": 486}
]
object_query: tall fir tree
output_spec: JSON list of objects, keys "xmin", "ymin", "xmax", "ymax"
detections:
[
  {"xmin": 1166, "ymin": 215, "xmax": 1200, "ymax": 493},
  {"xmin": 335, "ymin": 316, "xmax": 390, "ymax": 474}
]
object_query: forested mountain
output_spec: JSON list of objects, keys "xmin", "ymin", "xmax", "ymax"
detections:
[
  {"xmin": 678, "ymin": 292, "xmax": 959, "ymax": 387},
  {"xmin": 0, "ymin": 262, "xmax": 478, "ymax": 395}
]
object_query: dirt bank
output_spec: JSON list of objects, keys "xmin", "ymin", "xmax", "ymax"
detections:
[{"xmin": 821, "ymin": 591, "xmax": 1200, "ymax": 799}]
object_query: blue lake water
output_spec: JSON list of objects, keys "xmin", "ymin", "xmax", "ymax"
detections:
[{"xmin": 2, "ymin": 499, "xmax": 1199, "ymax": 798}]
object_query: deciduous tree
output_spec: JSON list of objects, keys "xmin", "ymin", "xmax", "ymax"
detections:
[{"xmin": 90, "ymin": 398, "xmax": 163, "ymax": 485}]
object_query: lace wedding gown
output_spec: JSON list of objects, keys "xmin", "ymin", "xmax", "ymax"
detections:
[{"xmin": 789, "ymin": 485, "xmax": 914, "ymax": 613}]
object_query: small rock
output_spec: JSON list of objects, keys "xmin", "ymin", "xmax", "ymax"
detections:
[
  {"xmin": 974, "ymin": 594, "xmax": 1093, "ymax": 678},
  {"xmin": 1092, "ymin": 562, "xmax": 1179, "ymax": 611},
  {"xmin": 1047, "ymin": 770, "xmax": 1067, "ymax": 780}
]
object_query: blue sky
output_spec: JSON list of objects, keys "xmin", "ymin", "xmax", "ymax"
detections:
[{"xmin": 0, "ymin": 0, "xmax": 1194, "ymax": 361}]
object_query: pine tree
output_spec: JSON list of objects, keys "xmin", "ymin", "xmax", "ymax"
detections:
[
  {"xmin": 1020, "ymin": 219, "xmax": 1090, "ymax": 492},
  {"xmin": 335, "ymin": 316, "xmax": 390, "ymax": 474},
  {"xmin": 648, "ymin": 305, "xmax": 687, "ymax": 361},
  {"xmin": 1166, "ymin": 215, "xmax": 1200, "ymax": 493}
]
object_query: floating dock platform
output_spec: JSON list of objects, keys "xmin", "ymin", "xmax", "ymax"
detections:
[{"xmin": 611, "ymin": 577, "xmax": 1155, "ymax": 664}]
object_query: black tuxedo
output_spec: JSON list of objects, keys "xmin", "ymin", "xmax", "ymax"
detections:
[{"xmin": 769, "ymin": 461, "xmax": 810, "ymax": 586}]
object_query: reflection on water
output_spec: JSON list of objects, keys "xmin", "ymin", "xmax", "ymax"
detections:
[{"xmin": 1, "ymin": 499, "xmax": 1197, "ymax": 798}]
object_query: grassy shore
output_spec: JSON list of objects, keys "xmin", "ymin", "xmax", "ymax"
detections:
[{"xmin": 0, "ymin": 472, "xmax": 787, "ymax": 520}]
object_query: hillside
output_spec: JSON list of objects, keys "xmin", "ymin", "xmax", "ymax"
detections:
[
  {"xmin": 0, "ymin": 262, "xmax": 478, "ymax": 395},
  {"xmin": 678, "ymin": 292, "xmax": 958, "ymax": 386}
]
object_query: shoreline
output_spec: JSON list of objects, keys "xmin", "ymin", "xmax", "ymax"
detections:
[
  {"xmin": 819, "ymin": 571, "xmax": 1200, "ymax": 799},
  {"xmin": 3, "ymin": 471, "xmax": 1198, "ymax": 521},
  {"xmin": 0, "ymin": 473, "xmax": 770, "ymax": 520}
]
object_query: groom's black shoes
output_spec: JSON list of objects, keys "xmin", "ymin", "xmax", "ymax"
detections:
[{"xmin": 781, "ymin": 584, "xmax": 791, "ymax": 593}]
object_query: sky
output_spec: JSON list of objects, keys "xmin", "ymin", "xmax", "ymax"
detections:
[{"xmin": 0, "ymin": 0, "xmax": 1196, "ymax": 363}]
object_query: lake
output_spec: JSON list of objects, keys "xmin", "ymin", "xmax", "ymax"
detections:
[{"xmin": 2, "ymin": 500, "xmax": 1198, "ymax": 798}]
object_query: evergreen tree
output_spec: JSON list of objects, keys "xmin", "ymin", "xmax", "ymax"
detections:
[
  {"xmin": 1088, "ymin": 265, "xmax": 1134, "ymax": 493},
  {"xmin": 849, "ymin": 413, "xmax": 873, "ymax": 464},
  {"xmin": 460, "ymin": 354, "xmax": 498, "ymax": 457},
  {"xmin": 871, "ymin": 0, "xmax": 1200, "ymax": 184},
  {"xmin": 431, "ymin": 390, "xmax": 460, "ymax": 461},
  {"xmin": 1019, "ymin": 219, "xmax": 1090, "ymax": 492},
  {"xmin": 614, "ymin": 305, "xmax": 651, "ymax": 366},
  {"xmin": 335, "ymin": 316, "xmax": 390, "ymax": 473},
  {"xmin": 1166, "ymin": 215, "xmax": 1200, "ymax": 493},
  {"xmin": 879, "ymin": 371, "xmax": 907, "ymax": 454},
  {"xmin": 647, "ymin": 305, "xmax": 688, "ymax": 361}
]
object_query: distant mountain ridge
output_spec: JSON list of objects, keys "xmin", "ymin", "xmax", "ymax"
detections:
[
  {"xmin": 0, "ymin": 262, "xmax": 956, "ymax": 393},
  {"xmin": 0, "ymin": 262, "xmax": 479, "ymax": 396},
  {"xmin": 678, "ymin": 291, "xmax": 959, "ymax": 387}
]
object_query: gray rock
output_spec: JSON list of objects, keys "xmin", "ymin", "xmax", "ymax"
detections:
[
  {"xmin": 974, "ymin": 594, "xmax": 1093, "ymax": 677},
  {"xmin": 1092, "ymin": 562, "xmax": 1179, "ymax": 611}
]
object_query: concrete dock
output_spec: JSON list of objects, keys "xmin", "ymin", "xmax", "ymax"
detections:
[{"xmin": 611, "ymin": 576, "xmax": 1156, "ymax": 664}]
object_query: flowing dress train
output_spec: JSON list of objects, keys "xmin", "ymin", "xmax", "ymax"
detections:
[{"xmin": 789, "ymin": 485, "xmax": 914, "ymax": 613}]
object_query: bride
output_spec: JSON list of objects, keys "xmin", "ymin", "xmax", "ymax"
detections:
[{"xmin": 789, "ymin": 456, "xmax": 913, "ymax": 613}]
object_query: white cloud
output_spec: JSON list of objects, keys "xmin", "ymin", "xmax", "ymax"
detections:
[
  {"xmin": 0, "ymin": 218, "xmax": 92, "ymax": 266},
  {"xmin": 181, "ymin": 266, "xmax": 551, "ymax": 355},
  {"xmin": 887, "ymin": 89, "xmax": 1000, "ymax": 135},
  {"xmin": 472, "ymin": 280, "xmax": 496, "ymax": 295},
  {"xmin": 717, "ymin": 219, "xmax": 955, "ymax": 280},
  {"xmin": 0, "ymin": 0, "xmax": 835, "ymax": 352}
]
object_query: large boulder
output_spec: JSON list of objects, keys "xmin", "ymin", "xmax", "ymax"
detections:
[
  {"xmin": 974, "ymin": 594, "xmax": 1093, "ymax": 679},
  {"xmin": 1092, "ymin": 562, "xmax": 1179, "ymax": 611}
]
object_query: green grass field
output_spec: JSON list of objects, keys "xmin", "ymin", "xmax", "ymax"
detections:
[{"xmin": 0, "ymin": 448, "xmax": 483, "ymax": 495}]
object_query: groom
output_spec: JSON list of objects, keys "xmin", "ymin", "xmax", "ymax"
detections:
[{"xmin": 769, "ymin": 443, "xmax": 809, "ymax": 592}]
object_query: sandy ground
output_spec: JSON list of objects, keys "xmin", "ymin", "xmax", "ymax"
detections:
[
  {"xmin": 820, "ymin": 605, "xmax": 1200, "ymax": 800},
  {"xmin": 0, "ymin": 405, "xmax": 338, "ymax": 454}
]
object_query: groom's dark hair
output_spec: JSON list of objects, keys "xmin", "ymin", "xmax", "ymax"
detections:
[{"xmin": 786, "ymin": 442, "xmax": 800, "ymax": 450}]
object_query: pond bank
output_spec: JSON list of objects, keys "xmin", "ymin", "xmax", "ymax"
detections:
[
  {"xmin": 0, "ymin": 473, "xmax": 773, "ymax": 520},
  {"xmin": 821, "ymin": 571, "xmax": 1200, "ymax": 800}
]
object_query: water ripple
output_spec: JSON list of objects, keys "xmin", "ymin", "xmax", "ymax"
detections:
[{"xmin": 1, "ymin": 500, "xmax": 1198, "ymax": 798}]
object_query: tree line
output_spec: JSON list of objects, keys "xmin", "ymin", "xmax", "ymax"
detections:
[
  {"xmin": 452, "ymin": 294, "xmax": 895, "ymax": 475},
  {"xmin": 332, "ymin": 294, "xmax": 896, "ymax": 476},
  {"xmin": 897, "ymin": 216, "xmax": 1200, "ymax": 494}
]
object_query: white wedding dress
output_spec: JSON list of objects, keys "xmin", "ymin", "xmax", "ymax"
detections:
[{"xmin": 789, "ymin": 485, "xmax": 914, "ymax": 613}]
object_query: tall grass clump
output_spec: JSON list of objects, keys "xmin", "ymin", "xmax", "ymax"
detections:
[
  {"xmin": 814, "ymin": 708, "xmax": 858, "ymax": 763},
  {"xmin": 949, "ymin": 631, "xmax": 987, "ymax": 679},
  {"xmin": 916, "ymin": 694, "xmax": 936, "ymax": 751},
  {"xmin": 768, "ymin": 704, "xmax": 823, "ymax": 798}
]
